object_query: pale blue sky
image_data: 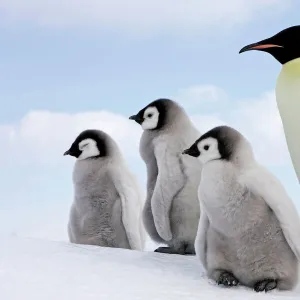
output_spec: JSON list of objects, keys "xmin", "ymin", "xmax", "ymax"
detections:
[{"xmin": 0, "ymin": 1, "xmax": 299, "ymax": 241}]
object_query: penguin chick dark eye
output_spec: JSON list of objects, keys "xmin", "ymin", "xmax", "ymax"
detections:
[
  {"xmin": 147, "ymin": 113, "xmax": 153, "ymax": 118},
  {"xmin": 204, "ymin": 145, "xmax": 210, "ymax": 151}
]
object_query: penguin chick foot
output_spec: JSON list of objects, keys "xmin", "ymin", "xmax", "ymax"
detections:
[
  {"xmin": 181, "ymin": 243, "xmax": 196, "ymax": 255},
  {"xmin": 217, "ymin": 271, "xmax": 239, "ymax": 287},
  {"xmin": 154, "ymin": 247, "xmax": 178, "ymax": 254},
  {"xmin": 154, "ymin": 246, "xmax": 192, "ymax": 255},
  {"xmin": 254, "ymin": 279, "xmax": 277, "ymax": 293},
  {"xmin": 183, "ymin": 248, "xmax": 196, "ymax": 255}
]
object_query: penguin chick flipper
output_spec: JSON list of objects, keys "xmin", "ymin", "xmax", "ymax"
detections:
[
  {"xmin": 195, "ymin": 209, "xmax": 209, "ymax": 268},
  {"xmin": 254, "ymin": 279, "xmax": 277, "ymax": 293},
  {"xmin": 241, "ymin": 167, "xmax": 300, "ymax": 260},
  {"xmin": 217, "ymin": 271, "xmax": 239, "ymax": 287},
  {"xmin": 110, "ymin": 167, "xmax": 145, "ymax": 251},
  {"xmin": 151, "ymin": 143, "xmax": 185, "ymax": 241}
]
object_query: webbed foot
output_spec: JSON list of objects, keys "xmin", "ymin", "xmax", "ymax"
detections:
[
  {"xmin": 154, "ymin": 247, "xmax": 178, "ymax": 254},
  {"xmin": 154, "ymin": 243, "xmax": 196, "ymax": 255},
  {"xmin": 254, "ymin": 279, "xmax": 277, "ymax": 292},
  {"xmin": 217, "ymin": 271, "xmax": 239, "ymax": 287}
]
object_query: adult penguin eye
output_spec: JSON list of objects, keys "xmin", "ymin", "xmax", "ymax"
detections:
[
  {"xmin": 147, "ymin": 113, "xmax": 153, "ymax": 118},
  {"xmin": 204, "ymin": 145, "xmax": 209, "ymax": 151}
]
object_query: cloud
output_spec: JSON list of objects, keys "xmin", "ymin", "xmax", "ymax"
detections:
[
  {"xmin": 176, "ymin": 85, "xmax": 228, "ymax": 109},
  {"xmin": 0, "ymin": 86, "xmax": 290, "ymax": 168},
  {"xmin": 0, "ymin": 0, "xmax": 290, "ymax": 36},
  {"xmin": 229, "ymin": 91, "xmax": 288, "ymax": 165},
  {"xmin": 178, "ymin": 87, "xmax": 289, "ymax": 165},
  {"xmin": 0, "ymin": 110, "xmax": 141, "ymax": 166}
]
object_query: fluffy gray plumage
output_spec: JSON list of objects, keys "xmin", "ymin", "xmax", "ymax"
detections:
[
  {"xmin": 64, "ymin": 129, "xmax": 145, "ymax": 251},
  {"xmin": 183, "ymin": 125, "xmax": 300, "ymax": 292},
  {"xmin": 129, "ymin": 99, "xmax": 202, "ymax": 255}
]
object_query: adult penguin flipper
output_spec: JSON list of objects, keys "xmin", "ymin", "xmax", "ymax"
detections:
[
  {"xmin": 242, "ymin": 165, "xmax": 300, "ymax": 261},
  {"xmin": 151, "ymin": 142, "xmax": 185, "ymax": 242},
  {"xmin": 110, "ymin": 167, "xmax": 145, "ymax": 251}
]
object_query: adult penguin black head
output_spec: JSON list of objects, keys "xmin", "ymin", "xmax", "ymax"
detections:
[{"xmin": 239, "ymin": 25, "xmax": 300, "ymax": 65}]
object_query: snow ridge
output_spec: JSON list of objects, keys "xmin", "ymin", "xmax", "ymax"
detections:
[{"xmin": 0, "ymin": 235, "xmax": 299, "ymax": 299}]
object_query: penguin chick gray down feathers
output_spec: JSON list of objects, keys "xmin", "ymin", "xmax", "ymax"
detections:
[
  {"xmin": 129, "ymin": 98, "xmax": 202, "ymax": 255},
  {"xmin": 64, "ymin": 129, "xmax": 145, "ymax": 251},
  {"xmin": 183, "ymin": 125, "xmax": 300, "ymax": 292}
]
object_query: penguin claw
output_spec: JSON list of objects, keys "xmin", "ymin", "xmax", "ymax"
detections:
[
  {"xmin": 217, "ymin": 271, "xmax": 239, "ymax": 287},
  {"xmin": 254, "ymin": 279, "xmax": 277, "ymax": 292}
]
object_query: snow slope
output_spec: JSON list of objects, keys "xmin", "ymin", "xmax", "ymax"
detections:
[{"xmin": 0, "ymin": 235, "xmax": 299, "ymax": 300}]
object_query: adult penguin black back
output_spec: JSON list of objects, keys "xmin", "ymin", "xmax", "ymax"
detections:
[{"xmin": 129, "ymin": 98, "xmax": 202, "ymax": 255}]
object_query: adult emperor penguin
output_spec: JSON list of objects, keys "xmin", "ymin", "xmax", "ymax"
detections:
[
  {"xmin": 64, "ymin": 129, "xmax": 145, "ymax": 251},
  {"xmin": 183, "ymin": 125, "xmax": 300, "ymax": 292},
  {"xmin": 239, "ymin": 25, "xmax": 300, "ymax": 183},
  {"xmin": 129, "ymin": 98, "xmax": 202, "ymax": 255}
]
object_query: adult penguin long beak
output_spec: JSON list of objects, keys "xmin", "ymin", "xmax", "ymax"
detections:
[
  {"xmin": 239, "ymin": 40, "xmax": 283, "ymax": 54},
  {"xmin": 239, "ymin": 25, "xmax": 300, "ymax": 183}
]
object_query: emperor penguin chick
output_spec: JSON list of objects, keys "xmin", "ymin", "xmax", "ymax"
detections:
[
  {"xmin": 64, "ymin": 129, "xmax": 145, "ymax": 251},
  {"xmin": 183, "ymin": 125, "xmax": 300, "ymax": 292},
  {"xmin": 129, "ymin": 98, "xmax": 202, "ymax": 255}
]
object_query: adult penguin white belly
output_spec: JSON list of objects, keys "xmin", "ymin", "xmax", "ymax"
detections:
[
  {"xmin": 239, "ymin": 25, "xmax": 300, "ymax": 183},
  {"xmin": 276, "ymin": 59, "xmax": 300, "ymax": 182}
]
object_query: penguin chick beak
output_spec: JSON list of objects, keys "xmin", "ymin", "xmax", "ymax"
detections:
[
  {"xmin": 239, "ymin": 40, "xmax": 283, "ymax": 54},
  {"xmin": 63, "ymin": 150, "xmax": 71, "ymax": 156},
  {"xmin": 64, "ymin": 148, "xmax": 81, "ymax": 158},
  {"xmin": 182, "ymin": 149, "xmax": 190, "ymax": 155},
  {"xmin": 129, "ymin": 114, "xmax": 143, "ymax": 124},
  {"xmin": 182, "ymin": 145, "xmax": 200, "ymax": 157}
]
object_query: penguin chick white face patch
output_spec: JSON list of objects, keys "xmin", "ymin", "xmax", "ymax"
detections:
[
  {"xmin": 197, "ymin": 138, "xmax": 221, "ymax": 164},
  {"xmin": 77, "ymin": 138, "xmax": 100, "ymax": 160},
  {"xmin": 141, "ymin": 106, "xmax": 159, "ymax": 130}
]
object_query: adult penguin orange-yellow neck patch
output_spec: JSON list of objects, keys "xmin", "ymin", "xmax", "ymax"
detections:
[{"xmin": 239, "ymin": 25, "xmax": 300, "ymax": 65}]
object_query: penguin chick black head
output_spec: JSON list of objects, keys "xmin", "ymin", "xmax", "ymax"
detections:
[
  {"xmin": 129, "ymin": 98, "xmax": 179, "ymax": 130},
  {"xmin": 64, "ymin": 129, "xmax": 108, "ymax": 160},
  {"xmin": 239, "ymin": 25, "xmax": 300, "ymax": 65},
  {"xmin": 182, "ymin": 125, "xmax": 243, "ymax": 164}
]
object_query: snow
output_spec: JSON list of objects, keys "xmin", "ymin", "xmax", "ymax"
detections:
[{"xmin": 0, "ymin": 235, "xmax": 300, "ymax": 300}]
